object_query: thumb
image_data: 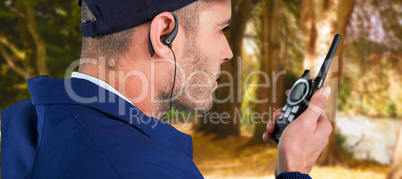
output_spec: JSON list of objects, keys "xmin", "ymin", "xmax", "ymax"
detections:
[{"xmin": 298, "ymin": 86, "xmax": 331, "ymax": 125}]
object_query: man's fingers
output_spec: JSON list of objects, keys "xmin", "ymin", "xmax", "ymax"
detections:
[
  {"xmin": 263, "ymin": 131, "xmax": 272, "ymax": 142},
  {"xmin": 263, "ymin": 120, "xmax": 276, "ymax": 142},
  {"xmin": 263, "ymin": 125, "xmax": 274, "ymax": 141},
  {"xmin": 299, "ymin": 86, "xmax": 331, "ymax": 124},
  {"xmin": 266, "ymin": 109, "xmax": 281, "ymax": 131},
  {"xmin": 267, "ymin": 119, "xmax": 275, "ymax": 133},
  {"xmin": 273, "ymin": 108, "xmax": 281, "ymax": 120},
  {"xmin": 285, "ymin": 89, "xmax": 290, "ymax": 96},
  {"xmin": 263, "ymin": 108, "xmax": 282, "ymax": 142}
]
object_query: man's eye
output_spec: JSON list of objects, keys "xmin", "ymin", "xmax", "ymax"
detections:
[{"xmin": 221, "ymin": 26, "xmax": 230, "ymax": 32}]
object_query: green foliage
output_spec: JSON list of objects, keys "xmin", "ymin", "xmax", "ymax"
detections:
[
  {"xmin": 0, "ymin": 9, "xmax": 15, "ymax": 18},
  {"xmin": 340, "ymin": 37, "xmax": 402, "ymax": 117},
  {"xmin": 335, "ymin": 132, "xmax": 352, "ymax": 157},
  {"xmin": 0, "ymin": 0, "xmax": 82, "ymax": 109},
  {"xmin": 0, "ymin": 67, "xmax": 31, "ymax": 110},
  {"xmin": 338, "ymin": 73, "xmax": 356, "ymax": 112},
  {"xmin": 386, "ymin": 102, "xmax": 396, "ymax": 117}
]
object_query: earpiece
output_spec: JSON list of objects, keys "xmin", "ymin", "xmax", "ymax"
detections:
[
  {"xmin": 148, "ymin": 12, "xmax": 179, "ymax": 57},
  {"xmin": 147, "ymin": 12, "xmax": 179, "ymax": 125}
]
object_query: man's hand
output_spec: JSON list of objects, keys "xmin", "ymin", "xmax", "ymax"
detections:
[{"xmin": 263, "ymin": 86, "xmax": 333, "ymax": 176}]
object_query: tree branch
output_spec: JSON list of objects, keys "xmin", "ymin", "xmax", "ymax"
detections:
[
  {"xmin": 0, "ymin": 43, "xmax": 29, "ymax": 79},
  {"xmin": 25, "ymin": 5, "xmax": 48, "ymax": 75},
  {"xmin": 0, "ymin": 33, "xmax": 26, "ymax": 60},
  {"xmin": 7, "ymin": 6, "xmax": 26, "ymax": 20}
]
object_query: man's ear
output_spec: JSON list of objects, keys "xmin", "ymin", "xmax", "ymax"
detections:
[{"xmin": 149, "ymin": 12, "xmax": 177, "ymax": 58}]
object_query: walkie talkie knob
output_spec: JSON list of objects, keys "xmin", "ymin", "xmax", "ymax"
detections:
[{"xmin": 301, "ymin": 70, "xmax": 311, "ymax": 80}]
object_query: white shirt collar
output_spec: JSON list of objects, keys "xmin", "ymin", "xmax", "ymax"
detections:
[{"xmin": 71, "ymin": 72, "xmax": 135, "ymax": 106}]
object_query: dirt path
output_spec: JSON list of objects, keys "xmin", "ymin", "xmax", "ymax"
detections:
[{"xmin": 173, "ymin": 123, "xmax": 390, "ymax": 179}]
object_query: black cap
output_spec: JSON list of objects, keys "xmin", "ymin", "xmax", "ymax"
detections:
[{"xmin": 78, "ymin": 0, "xmax": 197, "ymax": 37}]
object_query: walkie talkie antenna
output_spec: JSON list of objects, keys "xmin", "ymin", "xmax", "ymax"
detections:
[{"xmin": 314, "ymin": 34, "xmax": 342, "ymax": 89}]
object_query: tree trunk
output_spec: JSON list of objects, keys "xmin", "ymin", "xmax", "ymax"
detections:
[
  {"xmin": 195, "ymin": 0, "xmax": 255, "ymax": 139},
  {"xmin": 247, "ymin": 0, "xmax": 284, "ymax": 146},
  {"xmin": 300, "ymin": 0, "xmax": 355, "ymax": 166},
  {"xmin": 387, "ymin": 124, "xmax": 402, "ymax": 179}
]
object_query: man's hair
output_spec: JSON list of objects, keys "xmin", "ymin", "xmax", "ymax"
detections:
[
  {"xmin": 80, "ymin": 2, "xmax": 136, "ymax": 60},
  {"xmin": 80, "ymin": 1, "xmax": 210, "ymax": 61}
]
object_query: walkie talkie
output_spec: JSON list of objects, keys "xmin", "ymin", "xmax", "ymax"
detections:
[{"xmin": 272, "ymin": 34, "xmax": 342, "ymax": 145}]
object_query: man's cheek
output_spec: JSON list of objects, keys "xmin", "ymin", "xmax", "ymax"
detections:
[{"xmin": 185, "ymin": 72, "xmax": 212, "ymax": 102}]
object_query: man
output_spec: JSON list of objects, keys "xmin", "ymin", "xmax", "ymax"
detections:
[{"xmin": 2, "ymin": 0, "xmax": 332, "ymax": 178}]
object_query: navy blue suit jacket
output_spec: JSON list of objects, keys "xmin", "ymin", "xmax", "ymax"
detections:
[{"xmin": 2, "ymin": 75, "xmax": 203, "ymax": 178}]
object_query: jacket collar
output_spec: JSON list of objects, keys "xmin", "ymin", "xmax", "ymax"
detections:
[{"xmin": 27, "ymin": 75, "xmax": 193, "ymax": 159}]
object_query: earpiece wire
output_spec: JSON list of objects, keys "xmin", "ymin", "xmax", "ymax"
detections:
[{"xmin": 168, "ymin": 47, "xmax": 176, "ymax": 125}]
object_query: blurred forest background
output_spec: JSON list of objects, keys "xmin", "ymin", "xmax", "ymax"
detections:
[{"xmin": 0, "ymin": 0, "xmax": 401, "ymax": 178}]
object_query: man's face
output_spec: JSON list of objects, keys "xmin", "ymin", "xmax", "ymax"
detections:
[{"xmin": 172, "ymin": 0, "xmax": 233, "ymax": 113}]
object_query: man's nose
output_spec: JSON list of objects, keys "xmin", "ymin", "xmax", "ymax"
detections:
[{"xmin": 220, "ymin": 35, "xmax": 233, "ymax": 63}]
